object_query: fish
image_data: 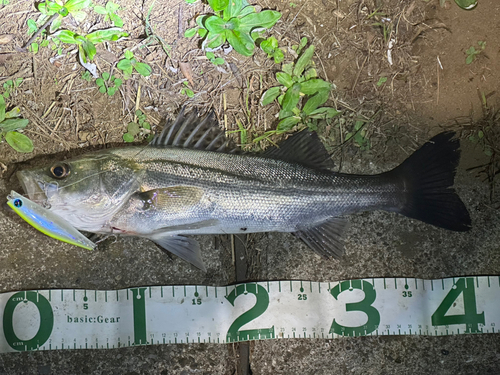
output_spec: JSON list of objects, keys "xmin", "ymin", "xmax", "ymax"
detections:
[
  {"xmin": 7, "ymin": 190, "xmax": 96, "ymax": 251},
  {"xmin": 16, "ymin": 108, "xmax": 471, "ymax": 270}
]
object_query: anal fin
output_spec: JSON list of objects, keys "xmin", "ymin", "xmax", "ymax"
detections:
[
  {"xmin": 149, "ymin": 234, "xmax": 206, "ymax": 271},
  {"xmin": 294, "ymin": 217, "xmax": 348, "ymax": 259}
]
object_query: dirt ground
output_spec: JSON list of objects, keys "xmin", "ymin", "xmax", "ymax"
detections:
[{"xmin": 0, "ymin": 0, "xmax": 499, "ymax": 373}]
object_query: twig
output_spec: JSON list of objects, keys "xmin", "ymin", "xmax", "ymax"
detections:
[
  {"xmin": 21, "ymin": 13, "xmax": 59, "ymax": 51},
  {"xmin": 351, "ymin": 55, "xmax": 368, "ymax": 95}
]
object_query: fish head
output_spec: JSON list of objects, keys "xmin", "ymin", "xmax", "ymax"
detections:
[{"xmin": 16, "ymin": 152, "xmax": 140, "ymax": 232}]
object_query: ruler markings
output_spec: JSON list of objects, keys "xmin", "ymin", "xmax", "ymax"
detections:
[{"xmin": 0, "ymin": 276, "xmax": 498, "ymax": 353}]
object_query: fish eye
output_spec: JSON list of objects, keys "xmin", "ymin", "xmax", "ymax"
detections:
[
  {"xmin": 50, "ymin": 163, "xmax": 70, "ymax": 179},
  {"xmin": 14, "ymin": 199, "xmax": 22, "ymax": 208}
]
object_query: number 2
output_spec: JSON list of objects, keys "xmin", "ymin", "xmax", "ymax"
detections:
[{"xmin": 225, "ymin": 284, "xmax": 275, "ymax": 342}]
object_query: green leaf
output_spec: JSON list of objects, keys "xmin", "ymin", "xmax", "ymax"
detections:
[
  {"xmin": 213, "ymin": 57, "xmax": 225, "ymax": 65},
  {"xmin": 0, "ymin": 95, "xmax": 5, "ymax": 123},
  {"xmin": 260, "ymin": 86, "xmax": 281, "ymax": 106},
  {"xmin": 206, "ymin": 51, "xmax": 215, "ymax": 59},
  {"xmin": 54, "ymin": 30, "xmax": 77, "ymax": 44},
  {"xmin": 134, "ymin": 62, "xmax": 152, "ymax": 77},
  {"xmin": 455, "ymin": 0, "xmax": 478, "ymax": 10},
  {"xmin": 465, "ymin": 54, "xmax": 474, "ymax": 65},
  {"xmin": 376, "ymin": 76, "xmax": 387, "ymax": 86},
  {"xmin": 127, "ymin": 122, "xmax": 140, "ymax": 136},
  {"xmin": 196, "ymin": 14, "xmax": 210, "ymax": 28},
  {"xmin": 205, "ymin": 16, "xmax": 227, "ymax": 34},
  {"xmin": 50, "ymin": 17, "xmax": 62, "ymax": 33},
  {"xmin": 99, "ymin": 86, "xmax": 106, "ymax": 93},
  {"xmin": 27, "ymin": 19, "xmax": 38, "ymax": 35},
  {"xmin": 295, "ymin": 37, "xmax": 308, "ymax": 54},
  {"xmin": 117, "ymin": 58, "xmax": 133, "ymax": 71},
  {"xmin": 80, "ymin": 39, "xmax": 96, "ymax": 61},
  {"xmin": 114, "ymin": 78, "xmax": 123, "ymax": 87},
  {"xmin": 5, "ymin": 131, "xmax": 33, "ymax": 153},
  {"xmin": 5, "ymin": 107, "xmax": 21, "ymax": 119},
  {"xmin": 273, "ymin": 49, "xmax": 284, "ymax": 64},
  {"xmin": 198, "ymin": 28, "xmax": 208, "ymax": 38},
  {"xmin": 276, "ymin": 116, "xmax": 301, "ymax": 132},
  {"xmin": 238, "ymin": 11, "xmax": 281, "ymax": 33},
  {"xmin": 282, "ymin": 63, "xmax": 293, "ymax": 76},
  {"xmin": 208, "ymin": 0, "xmax": 229, "ymax": 12},
  {"xmin": 308, "ymin": 107, "xmax": 340, "ymax": 119},
  {"xmin": 110, "ymin": 13, "xmax": 123, "ymax": 28},
  {"xmin": 30, "ymin": 43, "xmax": 39, "ymax": 53},
  {"xmin": 107, "ymin": 87, "xmax": 117, "ymax": 96},
  {"xmin": 86, "ymin": 28, "xmax": 128, "ymax": 43},
  {"xmin": 224, "ymin": 0, "xmax": 244, "ymax": 19},
  {"xmin": 106, "ymin": 1, "xmax": 120, "ymax": 12},
  {"xmin": 72, "ymin": 10, "xmax": 87, "ymax": 22},
  {"xmin": 123, "ymin": 132, "xmax": 135, "ymax": 142},
  {"xmin": 142, "ymin": 122, "xmax": 151, "ymax": 130},
  {"xmin": 238, "ymin": 5, "xmax": 256, "ymax": 17},
  {"xmin": 304, "ymin": 68, "xmax": 317, "ymax": 80},
  {"xmin": 65, "ymin": 0, "xmax": 92, "ymax": 12},
  {"xmin": 102, "ymin": 72, "xmax": 110, "ymax": 80},
  {"xmin": 303, "ymin": 89, "xmax": 329, "ymax": 115},
  {"xmin": 276, "ymin": 72, "xmax": 293, "ymax": 88},
  {"xmin": 184, "ymin": 28, "xmax": 198, "ymax": 38},
  {"xmin": 0, "ymin": 118, "xmax": 29, "ymax": 132},
  {"xmin": 226, "ymin": 29, "xmax": 254, "ymax": 56},
  {"xmin": 300, "ymin": 79, "xmax": 331, "ymax": 95},
  {"xmin": 280, "ymin": 83, "xmax": 301, "ymax": 118},
  {"xmin": 204, "ymin": 31, "xmax": 226, "ymax": 50},
  {"xmin": 293, "ymin": 44, "xmax": 314, "ymax": 77},
  {"xmin": 94, "ymin": 5, "xmax": 107, "ymax": 14},
  {"xmin": 96, "ymin": 78, "xmax": 105, "ymax": 87}
]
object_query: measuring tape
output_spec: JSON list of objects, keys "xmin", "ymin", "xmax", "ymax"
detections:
[{"xmin": 0, "ymin": 276, "xmax": 498, "ymax": 353}]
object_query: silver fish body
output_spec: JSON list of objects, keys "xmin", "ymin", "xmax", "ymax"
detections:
[{"xmin": 17, "ymin": 109, "xmax": 471, "ymax": 270}]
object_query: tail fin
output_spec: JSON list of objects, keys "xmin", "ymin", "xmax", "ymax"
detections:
[{"xmin": 390, "ymin": 132, "xmax": 471, "ymax": 231}]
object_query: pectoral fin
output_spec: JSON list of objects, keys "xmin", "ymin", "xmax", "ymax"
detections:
[
  {"xmin": 294, "ymin": 217, "xmax": 348, "ymax": 259},
  {"xmin": 150, "ymin": 234, "xmax": 206, "ymax": 271},
  {"xmin": 137, "ymin": 186, "xmax": 204, "ymax": 213}
]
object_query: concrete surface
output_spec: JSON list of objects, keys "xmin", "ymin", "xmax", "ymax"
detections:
[{"xmin": 0, "ymin": 140, "xmax": 498, "ymax": 374}]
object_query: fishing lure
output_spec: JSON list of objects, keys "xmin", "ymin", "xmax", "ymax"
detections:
[{"xmin": 7, "ymin": 191, "xmax": 96, "ymax": 250}]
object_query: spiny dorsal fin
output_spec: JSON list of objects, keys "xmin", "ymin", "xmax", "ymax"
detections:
[
  {"xmin": 294, "ymin": 217, "xmax": 348, "ymax": 259},
  {"xmin": 151, "ymin": 107, "xmax": 238, "ymax": 153},
  {"xmin": 262, "ymin": 130, "xmax": 334, "ymax": 170}
]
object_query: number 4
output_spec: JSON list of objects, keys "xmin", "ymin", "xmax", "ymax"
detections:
[{"xmin": 431, "ymin": 278, "xmax": 485, "ymax": 333}]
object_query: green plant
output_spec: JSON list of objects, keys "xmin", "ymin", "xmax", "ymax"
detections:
[
  {"xmin": 96, "ymin": 72, "xmax": 122, "ymax": 96},
  {"xmin": 117, "ymin": 50, "xmax": 152, "ymax": 79},
  {"xmin": 345, "ymin": 120, "xmax": 370, "ymax": 151},
  {"xmin": 52, "ymin": 28, "xmax": 128, "ymax": 63},
  {"xmin": 376, "ymin": 76, "xmax": 387, "ymax": 87},
  {"xmin": 0, "ymin": 95, "xmax": 34, "ymax": 153},
  {"xmin": 468, "ymin": 129, "xmax": 493, "ymax": 157},
  {"xmin": 123, "ymin": 110, "xmax": 152, "ymax": 142},
  {"xmin": 226, "ymin": 119, "xmax": 248, "ymax": 145},
  {"xmin": 205, "ymin": 52, "xmax": 225, "ymax": 65},
  {"xmin": 259, "ymin": 39, "xmax": 339, "ymax": 142},
  {"xmin": 81, "ymin": 70, "xmax": 92, "ymax": 81},
  {"xmin": 93, "ymin": 1, "xmax": 123, "ymax": 27},
  {"xmin": 184, "ymin": 0, "xmax": 281, "ymax": 57},
  {"xmin": 466, "ymin": 41, "xmax": 486, "ymax": 64},
  {"xmin": 454, "ymin": 0, "xmax": 478, "ymax": 10},
  {"xmin": 260, "ymin": 36, "xmax": 284, "ymax": 63},
  {"xmin": 38, "ymin": 0, "xmax": 92, "ymax": 32},
  {"xmin": 2, "ymin": 78, "xmax": 23, "ymax": 99},
  {"xmin": 180, "ymin": 81, "xmax": 194, "ymax": 98}
]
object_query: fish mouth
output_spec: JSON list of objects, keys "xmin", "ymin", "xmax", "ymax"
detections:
[{"xmin": 16, "ymin": 170, "xmax": 47, "ymax": 202}]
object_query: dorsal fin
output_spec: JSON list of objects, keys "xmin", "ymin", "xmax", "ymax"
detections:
[
  {"xmin": 151, "ymin": 107, "xmax": 238, "ymax": 153},
  {"xmin": 262, "ymin": 130, "xmax": 334, "ymax": 170}
]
